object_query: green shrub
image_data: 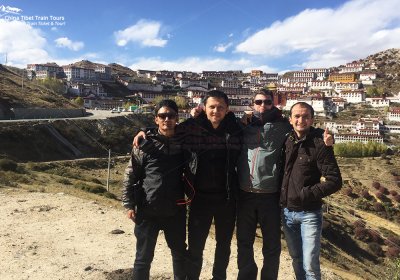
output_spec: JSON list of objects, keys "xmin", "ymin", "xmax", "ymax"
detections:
[
  {"xmin": 0, "ymin": 159, "xmax": 18, "ymax": 171},
  {"xmin": 334, "ymin": 142, "xmax": 387, "ymax": 157},
  {"xmin": 75, "ymin": 182, "xmax": 106, "ymax": 194},
  {"xmin": 57, "ymin": 178, "xmax": 72, "ymax": 185}
]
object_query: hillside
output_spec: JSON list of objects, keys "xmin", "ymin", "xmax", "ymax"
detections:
[
  {"xmin": 1, "ymin": 155, "xmax": 399, "ymax": 279},
  {"xmin": 358, "ymin": 48, "xmax": 400, "ymax": 95},
  {"xmin": 0, "ymin": 64, "xmax": 77, "ymax": 117},
  {"xmin": 0, "ymin": 114, "xmax": 153, "ymax": 162}
]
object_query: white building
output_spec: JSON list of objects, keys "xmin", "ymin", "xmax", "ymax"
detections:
[
  {"xmin": 334, "ymin": 82, "xmax": 361, "ymax": 92},
  {"xmin": 338, "ymin": 90, "xmax": 365, "ymax": 103},
  {"xmin": 387, "ymin": 108, "xmax": 400, "ymax": 122},
  {"xmin": 63, "ymin": 66, "xmax": 96, "ymax": 81},
  {"xmin": 180, "ymin": 79, "xmax": 209, "ymax": 89},
  {"xmin": 366, "ymin": 98, "xmax": 390, "ymax": 107},
  {"xmin": 334, "ymin": 134, "xmax": 383, "ymax": 144},
  {"xmin": 284, "ymin": 97, "xmax": 325, "ymax": 113},
  {"xmin": 221, "ymin": 79, "xmax": 239, "ymax": 88},
  {"xmin": 308, "ymin": 81, "xmax": 334, "ymax": 91}
]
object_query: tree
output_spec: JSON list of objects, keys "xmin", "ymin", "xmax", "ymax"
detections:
[
  {"xmin": 174, "ymin": 96, "xmax": 188, "ymax": 109},
  {"xmin": 74, "ymin": 97, "xmax": 84, "ymax": 107},
  {"xmin": 39, "ymin": 78, "xmax": 65, "ymax": 94}
]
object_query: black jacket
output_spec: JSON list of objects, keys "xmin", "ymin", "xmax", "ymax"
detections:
[
  {"xmin": 122, "ymin": 130, "xmax": 185, "ymax": 217},
  {"xmin": 280, "ymin": 127, "xmax": 342, "ymax": 211},
  {"xmin": 178, "ymin": 111, "xmax": 242, "ymax": 200}
]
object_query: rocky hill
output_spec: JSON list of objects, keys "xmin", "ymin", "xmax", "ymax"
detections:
[
  {"xmin": 0, "ymin": 114, "xmax": 153, "ymax": 162},
  {"xmin": 356, "ymin": 48, "xmax": 400, "ymax": 95}
]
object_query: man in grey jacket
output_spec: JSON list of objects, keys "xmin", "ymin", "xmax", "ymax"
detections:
[
  {"xmin": 236, "ymin": 91, "xmax": 332, "ymax": 280},
  {"xmin": 236, "ymin": 90, "xmax": 290, "ymax": 280}
]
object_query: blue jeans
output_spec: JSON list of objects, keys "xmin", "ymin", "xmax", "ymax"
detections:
[{"xmin": 282, "ymin": 208, "xmax": 322, "ymax": 280}]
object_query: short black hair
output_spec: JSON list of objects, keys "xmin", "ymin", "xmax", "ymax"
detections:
[
  {"xmin": 155, "ymin": 99, "xmax": 178, "ymax": 114},
  {"xmin": 253, "ymin": 89, "xmax": 273, "ymax": 101},
  {"xmin": 289, "ymin": 102, "xmax": 315, "ymax": 118},
  {"xmin": 203, "ymin": 90, "xmax": 229, "ymax": 106}
]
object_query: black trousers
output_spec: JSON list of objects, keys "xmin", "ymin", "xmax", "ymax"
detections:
[
  {"xmin": 186, "ymin": 195, "xmax": 236, "ymax": 280},
  {"xmin": 236, "ymin": 191, "xmax": 281, "ymax": 280},
  {"xmin": 133, "ymin": 207, "xmax": 187, "ymax": 280}
]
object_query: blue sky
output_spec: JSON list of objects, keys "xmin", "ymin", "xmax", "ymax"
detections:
[{"xmin": 1, "ymin": 0, "xmax": 400, "ymax": 73}]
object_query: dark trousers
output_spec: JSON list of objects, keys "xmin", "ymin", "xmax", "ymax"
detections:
[
  {"xmin": 186, "ymin": 195, "xmax": 236, "ymax": 280},
  {"xmin": 236, "ymin": 191, "xmax": 281, "ymax": 280},
  {"xmin": 133, "ymin": 207, "xmax": 187, "ymax": 280}
]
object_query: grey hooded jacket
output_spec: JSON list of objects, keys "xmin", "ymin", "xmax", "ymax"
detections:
[{"xmin": 237, "ymin": 107, "xmax": 291, "ymax": 193}]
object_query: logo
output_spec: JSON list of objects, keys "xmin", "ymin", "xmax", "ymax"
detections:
[
  {"xmin": 0, "ymin": 5, "xmax": 66, "ymax": 27},
  {"xmin": 0, "ymin": 5, "xmax": 23, "ymax": 17}
]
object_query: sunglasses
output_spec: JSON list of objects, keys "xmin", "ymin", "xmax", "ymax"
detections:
[
  {"xmin": 157, "ymin": 113, "xmax": 177, "ymax": 120},
  {"xmin": 254, "ymin": 99, "xmax": 273, "ymax": 106}
]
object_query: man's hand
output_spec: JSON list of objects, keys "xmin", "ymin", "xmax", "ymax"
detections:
[
  {"xmin": 190, "ymin": 106, "xmax": 203, "ymax": 118},
  {"xmin": 133, "ymin": 131, "xmax": 147, "ymax": 148},
  {"xmin": 127, "ymin": 209, "xmax": 137, "ymax": 223},
  {"xmin": 324, "ymin": 128, "xmax": 334, "ymax": 146}
]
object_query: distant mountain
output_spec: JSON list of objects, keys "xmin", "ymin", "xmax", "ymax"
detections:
[
  {"xmin": 108, "ymin": 63, "xmax": 136, "ymax": 77},
  {"xmin": 70, "ymin": 60, "xmax": 136, "ymax": 77}
]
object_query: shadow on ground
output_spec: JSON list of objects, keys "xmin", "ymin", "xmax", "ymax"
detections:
[{"xmin": 104, "ymin": 268, "xmax": 172, "ymax": 280}]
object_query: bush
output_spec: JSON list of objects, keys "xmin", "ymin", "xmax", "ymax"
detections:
[
  {"xmin": 75, "ymin": 183, "xmax": 106, "ymax": 194},
  {"xmin": 57, "ymin": 178, "xmax": 72, "ymax": 185},
  {"xmin": 376, "ymin": 192, "xmax": 385, "ymax": 200},
  {"xmin": 390, "ymin": 190, "xmax": 398, "ymax": 196},
  {"xmin": 91, "ymin": 178, "xmax": 103, "ymax": 185},
  {"xmin": 368, "ymin": 242, "xmax": 384, "ymax": 256},
  {"xmin": 394, "ymin": 195, "xmax": 400, "ymax": 203},
  {"xmin": 362, "ymin": 190, "xmax": 371, "ymax": 200},
  {"xmin": 368, "ymin": 229, "xmax": 383, "ymax": 243},
  {"xmin": 385, "ymin": 236, "xmax": 400, "ymax": 247},
  {"xmin": 372, "ymin": 182, "xmax": 381, "ymax": 189},
  {"xmin": 386, "ymin": 247, "xmax": 400, "ymax": 259},
  {"xmin": 379, "ymin": 186, "xmax": 389, "ymax": 195},
  {"xmin": 0, "ymin": 159, "xmax": 18, "ymax": 172},
  {"xmin": 343, "ymin": 188, "xmax": 353, "ymax": 196},
  {"xmin": 354, "ymin": 227, "xmax": 371, "ymax": 242},
  {"xmin": 373, "ymin": 202, "xmax": 385, "ymax": 212},
  {"xmin": 353, "ymin": 219, "xmax": 365, "ymax": 228}
]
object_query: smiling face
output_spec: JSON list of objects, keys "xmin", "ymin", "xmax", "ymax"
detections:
[
  {"xmin": 289, "ymin": 104, "xmax": 314, "ymax": 139},
  {"xmin": 253, "ymin": 93, "xmax": 273, "ymax": 113},
  {"xmin": 204, "ymin": 97, "xmax": 228, "ymax": 128},
  {"xmin": 154, "ymin": 106, "xmax": 177, "ymax": 137}
]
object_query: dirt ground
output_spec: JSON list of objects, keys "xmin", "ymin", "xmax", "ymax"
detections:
[{"xmin": 0, "ymin": 189, "xmax": 342, "ymax": 280}]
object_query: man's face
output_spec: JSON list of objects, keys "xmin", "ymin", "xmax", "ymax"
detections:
[
  {"xmin": 289, "ymin": 104, "xmax": 314, "ymax": 138},
  {"xmin": 204, "ymin": 97, "xmax": 228, "ymax": 128},
  {"xmin": 155, "ymin": 106, "xmax": 177, "ymax": 135},
  {"xmin": 253, "ymin": 94, "xmax": 273, "ymax": 113}
]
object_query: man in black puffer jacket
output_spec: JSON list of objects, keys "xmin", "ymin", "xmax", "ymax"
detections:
[
  {"xmin": 180, "ymin": 90, "xmax": 242, "ymax": 280},
  {"xmin": 122, "ymin": 100, "xmax": 187, "ymax": 280}
]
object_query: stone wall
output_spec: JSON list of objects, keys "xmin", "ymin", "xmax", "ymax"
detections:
[{"xmin": 11, "ymin": 108, "xmax": 86, "ymax": 119}]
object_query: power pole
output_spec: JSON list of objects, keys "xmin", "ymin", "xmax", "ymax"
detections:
[{"xmin": 106, "ymin": 149, "xmax": 111, "ymax": 191}]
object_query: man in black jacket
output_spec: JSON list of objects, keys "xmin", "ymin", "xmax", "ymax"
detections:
[
  {"xmin": 280, "ymin": 102, "xmax": 342, "ymax": 280},
  {"xmin": 182, "ymin": 90, "xmax": 242, "ymax": 280},
  {"xmin": 122, "ymin": 100, "xmax": 187, "ymax": 280},
  {"xmin": 132, "ymin": 91, "xmax": 242, "ymax": 280}
]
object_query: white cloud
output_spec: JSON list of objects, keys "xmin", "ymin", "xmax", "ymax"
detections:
[
  {"xmin": 129, "ymin": 56, "xmax": 276, "ymax": 73},
  {"xmin": 213, "ymin": 42, "xmax": 233, "ymax": 53},
  {"xmin": 114, "ymin": 19, "xmax": 167, "ymax": 47},
  {"xmin": 235, "ymin": 0, "xmax": 400, "ymax": 67},
  {"xmin": 55, "ymin": 37, "xmax": 84, "ymax": 51},
  {"xmin": 0, "ymin": 19, "xmax": 50, "ymax": 67}
]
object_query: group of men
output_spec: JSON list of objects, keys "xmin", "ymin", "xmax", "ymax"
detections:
[{"xmin": 121, "ymin": 89, "xmax": 342, "ymax": 280}]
